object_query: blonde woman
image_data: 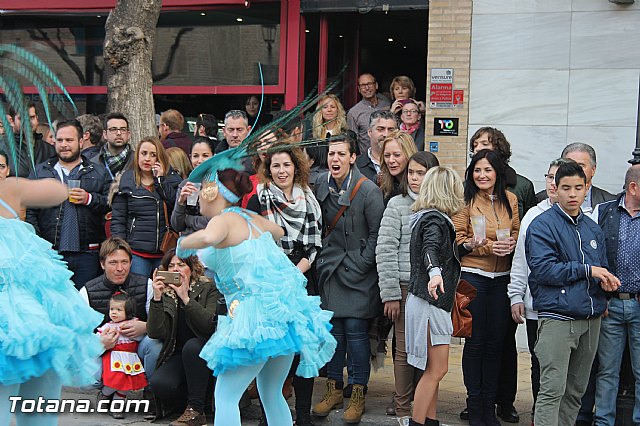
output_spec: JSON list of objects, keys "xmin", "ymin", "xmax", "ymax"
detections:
[
  {"xmin": 166, "ymin": 146, "xmax": 194, "ymax": 180},
  {"xmin": 406, "ymin": 166, "xmax": 479, "ymax": 426},
  {"xmin": 379, "ymin": 130, "xmax": 417, "ymax": 205},
  {"xmin": 311, "ymin": 94, "xmax": 349, "ymax": 140},
  {"xmin": 111, "ymin": 136, "xmax": 182, "ymax": 278}
]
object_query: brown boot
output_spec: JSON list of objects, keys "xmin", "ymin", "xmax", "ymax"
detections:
[
  {"xmin": 311, "ymin": 379, "xmax": 343, "ymax": 417},
  {"xmin": 342, "ymin": 384, "xmax": 365, "ymax": 424},
  {"xmin": 169, "ymin": 405, "xmax": 206, "ymax": 426}
]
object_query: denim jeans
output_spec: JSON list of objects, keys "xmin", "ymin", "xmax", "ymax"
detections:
[
  {"xmin": 326, "ymin": 317, "xmax": 371, "ymax": 386},
  {"xmin": 62, "ymin": 251, "xmax": 101, "ymax": 290},
  {"xmin": 594, "ymin": 297, "xmax": 640, "ymax": 425},
  {"xmin": 461, "ymin": 272, "xmax": 510, "ymax": 403},
  {"xmin": 130, "ymin": 254, "xmax": 162, "ymax": 280}
]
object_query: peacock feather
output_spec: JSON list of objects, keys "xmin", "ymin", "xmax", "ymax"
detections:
[
  {"xmin": 0, "ymin": 44, "xmax": 77, "ymax": 176},
  {"xmin": 188, "ymin": 63, "xmax": 349, "ymax": 183}
]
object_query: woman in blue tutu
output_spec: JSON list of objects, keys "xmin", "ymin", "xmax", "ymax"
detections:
[
  {"xmin": 0, "ymin": 177, "xmax": 103, "ymax": 426},
  {"xmin": 177, "ymin": 157, "xmax": 337, "ymax": 426}
]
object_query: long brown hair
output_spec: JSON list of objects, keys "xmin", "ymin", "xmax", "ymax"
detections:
[{"xmin": 133, "ymin": 136, "xmax": 170, "ymax": 187}]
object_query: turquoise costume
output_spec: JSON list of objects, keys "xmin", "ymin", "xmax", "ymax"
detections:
[
  {"xmin": 0, "ymin": 198, "xmax": 103, "ymax": 386},
  {"xmin": 193, "ymin": 207, "xmax": 336, "ymax": 378}
]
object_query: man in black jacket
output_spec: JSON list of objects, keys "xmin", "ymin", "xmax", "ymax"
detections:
[
  {"xmin": 26, "ymin": 119, "xmax": 112, "ymax": 289},
  {"xmin": 3, "ymin": 103, "xmax": 55, "ymax": 177},
  {"xmin": 79, "ymin": 238, "xmax": 161, "ymax": 401}
]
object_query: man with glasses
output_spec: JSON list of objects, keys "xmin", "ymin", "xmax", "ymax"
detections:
[
  {"xmin": 347, "ymin": 73, "xmax": 390, "ymax": 156},
  {"xmin": 215, "ymin": 110, "xmax": 252, "ymax": 154},
  {"xmin": 92, "ymin": 112, "xmax": 133, "ymax": 179}
]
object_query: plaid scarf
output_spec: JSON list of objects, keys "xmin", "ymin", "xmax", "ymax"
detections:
[
  {"xmin": 256, "ymin": 182, "xmax": 323, "ymax": 264},
  {"xmin": 102, "ymin": 143, "xmax": 131, "ymax": 176}
]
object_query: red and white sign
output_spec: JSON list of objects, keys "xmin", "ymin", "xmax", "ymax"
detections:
[
  {"xmin": 453, "ymin": 90, "xmax": 464, "ymax": 106},
  {"xmin": 430, "ymin": 83, "xmax": 453, "ymax": 108}
]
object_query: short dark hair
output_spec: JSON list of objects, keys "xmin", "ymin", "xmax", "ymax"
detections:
[
  {"xmin": 369, "ymin": 110, "xmax": 397, "ymax": 129},
  {"xmin": 56, "ymin": 119, "xmax": 84, "ymax": 141},
  {"xmin": 110, "ymin": 291, "xmax": 136, "ymax": 320},
  {"xmin": 195, "ymin": 113, "xmax": 218, "ymax": 138},
  {"xmin": 330, "ymin": 133, "xmax": 357, "ymax": 155},
  {"xmin": 104, "ymin": 112, "xmax": 129, "ymax": 129},
  {"xmin": 555, "ymin": 161, "xmax": 586, "ymax": 186}
]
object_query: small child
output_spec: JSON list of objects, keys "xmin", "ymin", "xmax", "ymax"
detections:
[{"xmin": 97, "ymin": 291, "xmax": 148, "ymax": 418}]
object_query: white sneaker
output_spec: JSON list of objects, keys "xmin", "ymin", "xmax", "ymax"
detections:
[{"xmin": 397, "ymin": 416, "xmax": 411, "ymax": 426}]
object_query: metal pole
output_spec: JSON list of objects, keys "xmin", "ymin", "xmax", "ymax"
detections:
[{"xmin": 629, "ymin": 74, "xmax": 640, "ymax": 165}]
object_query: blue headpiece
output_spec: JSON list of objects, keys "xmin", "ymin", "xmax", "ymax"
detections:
[{"xmin": 188, "ymin": 146, "xmax": 246, "ymax": 204}]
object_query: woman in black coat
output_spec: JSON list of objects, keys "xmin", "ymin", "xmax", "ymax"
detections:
[{"xmin": 111, "ymin": 136, "xmax": 181, "ymax": 278}]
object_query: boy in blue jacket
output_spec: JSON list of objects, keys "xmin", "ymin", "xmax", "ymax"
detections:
[{"xmin": 525, "ymin": 161, "xmax": 620, "ymax": 426}]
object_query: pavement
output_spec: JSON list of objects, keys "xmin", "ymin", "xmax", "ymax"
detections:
[{"xmin": 13, "ymin": 342, "xmax": 535, "ymax": 426}]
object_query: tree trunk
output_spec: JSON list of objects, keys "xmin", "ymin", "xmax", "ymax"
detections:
[{"xmin": 104, "ymin": 0, "xmax": 162, "ymax": 147}]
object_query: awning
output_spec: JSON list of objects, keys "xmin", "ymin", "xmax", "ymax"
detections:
[{"xmin": 0, "ymin": 0, "xmax": 249, "ymax": 13}]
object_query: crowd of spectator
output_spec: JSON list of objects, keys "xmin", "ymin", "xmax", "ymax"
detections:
[{"xmin": 1, "ymin": 70, "xmax": 637, "ymax": 426}]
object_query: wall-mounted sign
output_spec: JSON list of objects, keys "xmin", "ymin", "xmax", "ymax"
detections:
[
  {"xmin": 429, "ymin": 68, "xmax": 454, "ymax": 108},
  {"xmin": 429, "ymin": 141, "xmax": 439, "ymax": 153},
  {"xmin": 430, "ymin": 68, "xmax": 453, "ymax": 84},
  {"xmin": 453, "ymin": 90, "xmax": 464, "ymax": 106},
  {"xmin": 434, "ymin": 117, "xmax": 459, "ymax": 136},
  {"xmin": 430, "ymin": 83, "xmax": 453, "ymax": 108}
]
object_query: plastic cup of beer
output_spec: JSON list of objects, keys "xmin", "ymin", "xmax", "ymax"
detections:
[
  {"xmin": 470, "ymin": 215, "xmax": 486, "ymax": 241},
  {"xmin": 186, "ymin": 183, "xmax": 202, "ymax": 206},
  {"xmin": 496, "ymin": 228, "xmax": 510, "ymax": 241},
  {"xmin": 68, "ymin": 180, "xmax": 81, "ymax": 202}
]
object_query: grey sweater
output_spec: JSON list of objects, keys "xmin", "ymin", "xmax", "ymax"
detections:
[{"xmin": 376, "ymin": 193, "xmax": 416, "ymax": 303}]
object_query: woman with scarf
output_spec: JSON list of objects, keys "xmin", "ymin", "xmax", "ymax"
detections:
[
  {"xmin": 376, "ymin": 151, "xmax": 439, "ymax": 423},
  {"xmin": 399, "ymin": 99, "xmax": 425, "ymax": 151},
  {"xmin": 246, "ymin": 142, "xmax": 323, "ymax": 426}
]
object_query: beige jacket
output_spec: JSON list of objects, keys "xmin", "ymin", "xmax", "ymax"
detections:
[{"xmin": 452, "ymin": 191, "xmax": 520, "ymax": 273}]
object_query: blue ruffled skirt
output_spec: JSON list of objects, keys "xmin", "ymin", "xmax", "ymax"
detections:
[
  {"xmin": 0, "ymin": 219, "xmax": 103, "ymax": 386},
  {"xmin": 199, "ymin": 235, "xmax": 336, "ymax": 378}
]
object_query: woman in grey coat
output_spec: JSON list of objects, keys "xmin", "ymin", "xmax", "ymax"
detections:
[
  {"xmin": 311, "ymin": 135, "xmax": 384, "ymax": 424},
  {"xmin": 376, "ymin": 151, "xmax": 439, "ymax": 421}
]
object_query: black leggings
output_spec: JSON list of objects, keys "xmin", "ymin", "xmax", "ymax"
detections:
[{"xmin": 150, "ymin": 337, "xmax": 212, "ymax": 412}]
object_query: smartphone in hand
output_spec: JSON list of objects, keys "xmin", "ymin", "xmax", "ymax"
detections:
[{"xmin": 157, "ymin": 271, "xmax": 181, "ymax": 286}]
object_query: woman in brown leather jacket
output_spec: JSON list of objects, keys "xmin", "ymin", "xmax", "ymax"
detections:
[{"xmin": 452, "ymin": 149, "xmax": 520, "ymax": 426}]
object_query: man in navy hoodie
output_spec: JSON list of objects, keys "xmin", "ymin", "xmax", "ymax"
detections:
[{"xmin": 525, "ymin": 161, "xmax": 620, "ymax": 426}]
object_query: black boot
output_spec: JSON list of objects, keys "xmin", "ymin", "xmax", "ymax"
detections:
[
  {"xmin": 408, "ymin": 419, "xmax": 424, "ymax": 426},
  {"xmin": 468, "ymin": 396, "xmax": 486, "ymax": 426},
  {"xmin": 483, "ymin": 400, "xmax": 500, "ymax": 426},
  {"xmin": 425, "ymin": 418, "xmax": 440, "ymax": 426},
  {"xmin": 294, "ymin": 412, "xmax": 315, "ymax": 426}
]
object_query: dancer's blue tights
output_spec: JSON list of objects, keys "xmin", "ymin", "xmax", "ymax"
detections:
[
  {"xmin": 214, "ymin": 354, "xmax": 294, "ymax": 426},
  {"xmin": 0, "ymin": 370, "xmax": 62, "ymax": 426}
]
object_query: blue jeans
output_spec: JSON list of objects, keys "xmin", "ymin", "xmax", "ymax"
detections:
[
  {"xmin": 594, "ymin": 297, "xmax": 640, "ymax": 425},
  {"xmin": 130, "ymin": 255, "xmax": 162, "ymax": 279},
  {"xmin": 62, "ymin": 251, "xmax": 101, "ymax": 290},
  {"xmin": 326, "ymin": 318, "xmax": 371, "ymax": 386},
  {"xmin": 461, "ymin": 272, "xmax": 510, "ymax": 403}
]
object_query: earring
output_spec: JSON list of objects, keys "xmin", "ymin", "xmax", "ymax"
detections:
[{"xmin": 200, "ymin": 183, "xmax": 219, "ymax": 201}]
